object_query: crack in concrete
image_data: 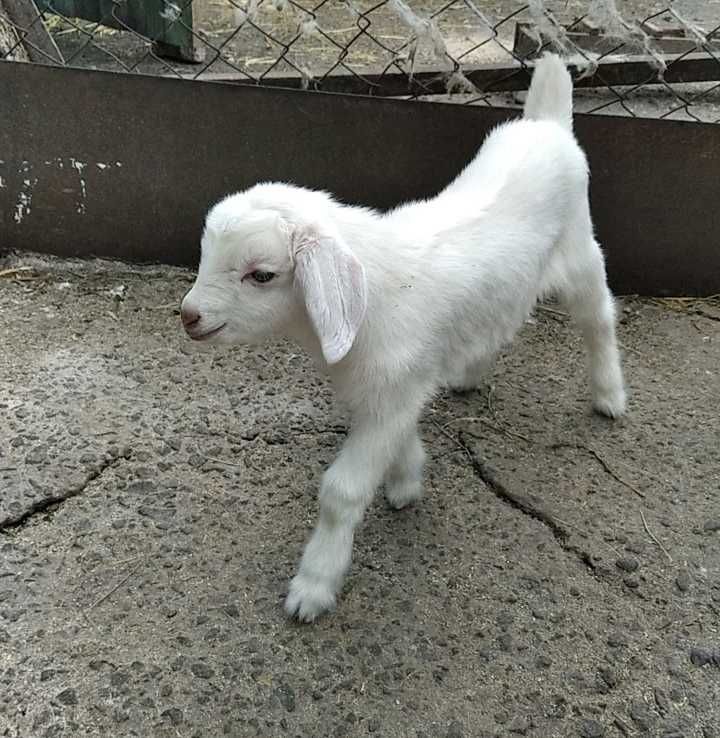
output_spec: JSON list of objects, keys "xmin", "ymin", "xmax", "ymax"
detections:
[
  {"xmin": 457, "ymin": 431, "xmax": 598, "ymax": 575},
  {"xmin": 0, "ymin": 451, "xmax": 130, "ymax": 532}
]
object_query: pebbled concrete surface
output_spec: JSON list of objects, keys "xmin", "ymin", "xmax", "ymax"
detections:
[{"xmin": 0, "ymin": 253, "xmax": 719, "ymax": 738}]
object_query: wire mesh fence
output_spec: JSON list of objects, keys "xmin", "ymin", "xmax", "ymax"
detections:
[{"xmin": 2, "ymin": 0, "xmax": 720, "ymax": 121}]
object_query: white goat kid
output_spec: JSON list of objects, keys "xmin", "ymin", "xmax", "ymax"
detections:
[{"xmin": 181, "ymin": 54, "xmax": 626, "ymax": 622}]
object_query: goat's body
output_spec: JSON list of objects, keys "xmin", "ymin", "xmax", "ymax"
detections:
[
  {"xmin": 183, "ymin": 55, "xmax": 627, "ymax": 621},
  {"xmin": 380, "ymin": 120, "xmax": 587, "ymax": 383},
  {"xmin": 272, "ymin": 119, "xmax": 597, "ymax": 413}
]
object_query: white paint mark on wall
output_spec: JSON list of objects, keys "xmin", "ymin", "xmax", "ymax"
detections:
[
  {"xmin": 13, "ymin": 161, "xmax": 38, "ymax": 223},
  {"xmin": 15, "ymin": 181, "xmax": 38, "ymax": 223},
  {"xmin": 69, "ymin": 158, "xmax": 88, "ymax": 214},
  {"xmin": 0, "ymin": 176, "xmax": 5, "ymax": 189},
  {"xmin": 11, "ymin": 158, "xmax": 125, "ymax": 222},
  {"xmin": 15, "ymin": 191, "xmax": 30, "ymax": 223}
]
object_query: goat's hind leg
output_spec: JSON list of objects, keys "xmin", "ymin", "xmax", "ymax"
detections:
[
  {"xmin": 556, "ymin": 231, "xmax": 627, "ymax": 418},
  {"xmin": 447, "ymin": 354, "xmax": 496, "ymax": 394}
]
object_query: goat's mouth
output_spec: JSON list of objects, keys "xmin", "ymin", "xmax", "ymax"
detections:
[{"xmin": 187, "ymin": 322, "xmax": 227, "ymax": 341}]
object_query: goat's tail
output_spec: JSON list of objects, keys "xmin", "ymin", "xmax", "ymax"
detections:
[{"xmin": 523, "ymin": 53, "xmax": 573, "ymax": 131}]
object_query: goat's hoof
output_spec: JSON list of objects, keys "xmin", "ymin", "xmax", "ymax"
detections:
[
  {"xmin": 386, "ymin": 480, "xmax": 423, "ymax": 509},
  {"xmin": 450, "ymin": 380, "xmax": 492, "ymax": 398},
  {"xmin": 449, "ymin": 380, "xmax": 487, "ymax": 394},
  {"xmin": 285, "ymin": 574, "xmax": 336, "ymax": 622},
  {"xmin": 449, "ymin": 384, "xmax": 476, "ymax": 395},
  {"xmin": 592, "ymin": 389, "xmax": 627, "ymax": 419}
]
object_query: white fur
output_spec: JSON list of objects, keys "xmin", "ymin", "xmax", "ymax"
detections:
[{"xmin": 181, "ymin": 55, "xmax": 626, "ymax": 621}]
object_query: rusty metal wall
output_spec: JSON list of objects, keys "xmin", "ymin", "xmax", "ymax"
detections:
[{"xmin": 1, "ymin": 61, "xmax": 718, "ymax": 295}]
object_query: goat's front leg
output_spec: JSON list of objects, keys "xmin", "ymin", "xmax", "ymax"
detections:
[{"xmin": 285, "ymin": 400, "xmax": 423, "ymax": 621}]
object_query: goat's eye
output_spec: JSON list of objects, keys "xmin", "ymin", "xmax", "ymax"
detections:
[{"xmin": 249, "ymin": 270, "xmax": 275, "ymax": 284}]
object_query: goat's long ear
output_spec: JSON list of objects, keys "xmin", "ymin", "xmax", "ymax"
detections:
[{"xmin": 291, "ymin": 223, "xmax": 367, "ymax": 364}]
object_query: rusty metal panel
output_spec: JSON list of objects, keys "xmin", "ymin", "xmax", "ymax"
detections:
[{"xmin": 1, "ymin": 61, "xmax": 718, "ymax": 296}]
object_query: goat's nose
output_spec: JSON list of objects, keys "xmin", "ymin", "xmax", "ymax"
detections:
[{"xmin": 181, "ymin": 304, "xmax": 201, "ymax": 328}]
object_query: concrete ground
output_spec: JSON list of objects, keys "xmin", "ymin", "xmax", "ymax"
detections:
[{"xmin": 0, "ymin": 253, "xmax": 718, "ymax": 738}]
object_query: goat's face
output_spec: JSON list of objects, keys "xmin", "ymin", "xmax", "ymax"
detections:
[
  {"xmin": 181, "ymin": 189, "xmax": 368, "ymax": 364},
  {"xmin": 181, "ymin": 208, "xmax": 299, "ymax": 346}
]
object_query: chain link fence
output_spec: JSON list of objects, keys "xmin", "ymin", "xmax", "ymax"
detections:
[{"xmin": 2, "ymin": 0, "xmax": 720, "ymax": 121}]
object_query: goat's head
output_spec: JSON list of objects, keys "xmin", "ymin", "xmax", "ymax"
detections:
[{"xmin": 180, "ymin": 187, "xmax": 367, "ymax": 364}]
